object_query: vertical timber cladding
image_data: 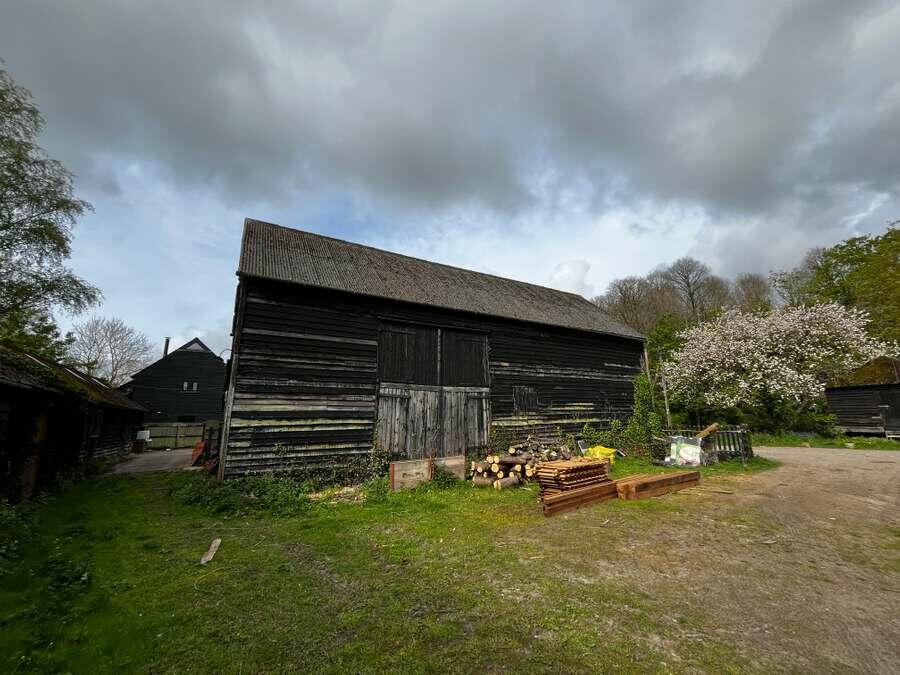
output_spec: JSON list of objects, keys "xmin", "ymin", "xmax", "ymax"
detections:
[{"xmin": 376, "ymin": 323, "xmax": 490, "ymax": 459}]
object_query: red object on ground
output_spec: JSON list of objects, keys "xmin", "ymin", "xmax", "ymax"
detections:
[{"xmin": 191, "ymin": 441, "xmax": 205, "ymax": 466}]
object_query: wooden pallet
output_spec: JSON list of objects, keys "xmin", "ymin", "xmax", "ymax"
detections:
[
  {"xmin": 541, "ymin": 480, "xmax": 618, "ymax": 516},
  {"xmin": 614, "ymin": 471, "xmax": 700, "ymax": 500}
]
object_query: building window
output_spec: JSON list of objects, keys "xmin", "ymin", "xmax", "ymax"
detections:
[
  {"xmin": 182, "ymin": 381, "xmax": 188, "ymax": 391},
  {"xmin": 513, "ymin": 386, "xmax": 539, "ymax": 415},
  {"xmin": 192, "ymin": 382, "xmax": 198, "ymax": 391}
]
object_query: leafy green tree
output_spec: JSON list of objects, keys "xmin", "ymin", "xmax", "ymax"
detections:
[
  {"xmin": 0, "ymin": 65, "xmax": 99, "ymax": 355},
  {"xmin": 0, "ymin": 305, "xmax": 73, "ymax": 361},
  {"xmin": 804, "ymin": 226, "xmax": 899, "ymax": 343},
  {"xmin": 645, "ymin": 313, "xmax": 687, "ymax": 371},
  {"xmin": 771, "ymin": 225, "xmax": 898, "ymax": 343}
]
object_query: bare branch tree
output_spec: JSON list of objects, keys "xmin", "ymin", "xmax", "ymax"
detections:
[
  {"xmin": 662, "ymin": 257, "xmax": 712, "ymax": 321},
  {"xmin": 593, "ymin": 272, "xmax": 688, "ymax": 333},
  {"xmin": 592, "ymin": 276, "xmax": 650, "ymax": 332},
  {"xmin": 733, "ymin": 273, "xmax": 773, "ymax": 311},
  {"xmin": 68, "ymin": 316, "xmax": 154, "ymax": 386},
  {"xmin": 698, "ymin": 275, "xmax": 736, "ymax": 316},
  {"xmin": 769, "ymin": 247, "xmax": 824, "ymax": 306}
]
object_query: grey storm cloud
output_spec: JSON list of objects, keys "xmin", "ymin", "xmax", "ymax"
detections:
[{"xmin": 2, "ymin": 0, "xmax": 899, "ymax": 222}]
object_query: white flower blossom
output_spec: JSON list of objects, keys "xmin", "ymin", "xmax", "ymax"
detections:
[{"xmin": 663, "ymin": 304, "xmax": 894, "ymax": 409}]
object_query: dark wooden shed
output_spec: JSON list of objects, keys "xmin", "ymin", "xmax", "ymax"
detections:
[
  {"xmin": 120, "ymin": 338, "xmax": 226, "ymax": 423},
  {"xmin": 219, "ymin": 219, "xmax": 644, "ymax": 478},
  {"xmin": 825, "ymin": 356, "xmax": 900, "ymax": 438},
  {"xmin": 0, "ymin": 345, "xmax": 146, "ymax": 500}
]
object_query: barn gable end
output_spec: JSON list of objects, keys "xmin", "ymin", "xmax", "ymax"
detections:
[{"xmin": 220, "ymin": 219, "xmax": 644, "ymax": 478}]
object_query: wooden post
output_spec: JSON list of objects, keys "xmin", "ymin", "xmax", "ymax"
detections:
[
  {"xmin": 661, "ymin": 372, "xmax": 672, "ymax": 429},
  {"xmin": 642, "ymin": 345, "xmax": 655, "ymax": 408}
]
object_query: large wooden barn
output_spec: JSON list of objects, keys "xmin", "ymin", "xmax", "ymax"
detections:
[{"xmin": 219, "ymin": 219, "xmax": 644, "ymax": 478}]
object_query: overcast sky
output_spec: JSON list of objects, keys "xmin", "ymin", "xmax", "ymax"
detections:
[{"xmin": 3, "ymin": 1, "xmax": 899, "ymax": 355}]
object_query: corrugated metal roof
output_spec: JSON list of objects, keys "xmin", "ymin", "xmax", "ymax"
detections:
[{"xmin": 238, "ymin": 219, "xmax": 643, "ymax": 340}]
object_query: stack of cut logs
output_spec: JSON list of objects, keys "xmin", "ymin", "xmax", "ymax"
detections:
[
  {"xmin": 535, "ymin": 458, "xmax": 618, "ymax": 516},
  {"xmin": 470, "ymin": 438, "xmax": 572, "ymax": 489}
]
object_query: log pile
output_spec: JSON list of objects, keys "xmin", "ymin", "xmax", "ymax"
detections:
[
  {"xmin": 469, "ymin": 437, "xmax": 572, "ymax": 490},
  {"xmin": 614, "ymin": 471, "xmax": 700, "ymax": 500},
  {"xmin": 536, "ymin": 458, "xmax": 616, "ymax": 516}
]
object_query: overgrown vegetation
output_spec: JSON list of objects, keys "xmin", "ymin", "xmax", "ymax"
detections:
[
  {"xmin": 570, "ymin": 372, "xmax": 664, "ymax": 456},
  {"xmin": 167, "ymin": 472, "xmax": 314, "ymax": 516},
  {"xmin": 0, "ymin": 461, "xmax": 783, "ymax": 672},
  {"xmin": 488, "ymin": 425, "xmax": 515, "ymax": 456},
  {"xmin": 0, "ymin": 499, "xmax": 33, "ymax": 573},
  {"xmin": 254, "ymin": 439, "xmax": 394, "ymax": 491}
]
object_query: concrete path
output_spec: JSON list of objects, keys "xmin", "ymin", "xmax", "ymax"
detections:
[{"xmin": 111, "ymin": 447, "xmax": 195, "ymax": 474}]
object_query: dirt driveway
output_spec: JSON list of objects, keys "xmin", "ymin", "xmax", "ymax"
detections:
[
  {"xmin": 589, "ymin": 446, "xmax": 899, "ymax": 673},
  {"xmin": 110, "ymin": 447, "xmax": 195, "ymax": 474},
  {"xmin": 750, "ymin": 446, "xmax": 898, "ymax": 526}
]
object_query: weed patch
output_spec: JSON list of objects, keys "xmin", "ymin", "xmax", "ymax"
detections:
[{"xmin": 166, "ymin": 472, "xmax": 312, "ymax": 516}]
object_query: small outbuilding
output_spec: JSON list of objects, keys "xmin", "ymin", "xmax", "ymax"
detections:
[
  {"xmin": 120, "ymin": 338, "xmax": 226, "ymax": 423},
  {"xmin": 0, "ymin": 345, "xmax": 146, "ymax": 499},
  {"xmin": 219, "ymin": 219, "xmax": 645, "ymax": 478},
  {"xmin": 826, "ymin": 356, "xmax": 900, "ymax": 438}
]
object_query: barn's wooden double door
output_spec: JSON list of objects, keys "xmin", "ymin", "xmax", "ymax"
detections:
[{"xmin": 375, "ymin": 324, "xmax": 490, "ymax": 459}]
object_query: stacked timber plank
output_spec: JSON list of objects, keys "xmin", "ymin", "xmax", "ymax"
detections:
[
  {"xmin": 613, "ymin": 471, "xmax": 699, "ymax": 500},
  {"xmin": 536, "ymin": 458, "xmax": 616, "ymax": 516},
  {"xmin": 470, "ymin": 437, "xmax": 571, "ymax": 490}
]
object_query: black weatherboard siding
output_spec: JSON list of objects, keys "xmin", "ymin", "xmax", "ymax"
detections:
[
  {"xmin": 825, "ymin": 385, "xmax": 900, "ymax": 437},
  {"xmin": 121, "ymin": 339, "xmax": 226, "ymax": 423},
  {"xmin": 825, "ymin": 357, "xmax": 900, "ymax": 438},
  {"xmin": 221, "ymin": 219, "xmax": 644, "ymax": 478},
  {"xmin": 1, "ymin": 346, "xmax": 146, "ymax": 500}
]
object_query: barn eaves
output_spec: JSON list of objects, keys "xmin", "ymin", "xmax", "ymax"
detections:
[{"xmin": 237, "ymin": 219, "xmax": 643, "ymax": 340}]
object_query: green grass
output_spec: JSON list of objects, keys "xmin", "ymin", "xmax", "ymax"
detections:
[
  {"xmin": 610, "ymin": 454, "xmax": 779, "ymax": 480},
  {"xmin": 752, "ymin": 432, "xmax": 900, "ymax": 450},
  {"xmin": 0, "ymin": 461, "xmax": 774, "ymax": 673}
]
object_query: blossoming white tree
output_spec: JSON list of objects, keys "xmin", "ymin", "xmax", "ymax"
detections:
[{"xmin": 664, "ymin": 304, "xmax": 893, "ymax": 427}]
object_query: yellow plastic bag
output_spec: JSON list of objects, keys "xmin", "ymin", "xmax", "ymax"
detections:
[{"xmin": 585, "ymin": 444, "xmax": 616, "ymax": 464}]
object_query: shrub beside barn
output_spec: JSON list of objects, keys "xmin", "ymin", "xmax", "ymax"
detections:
[{"xmin": 219, "ymin": 219, "xmax": 644, "ymax": 478}]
